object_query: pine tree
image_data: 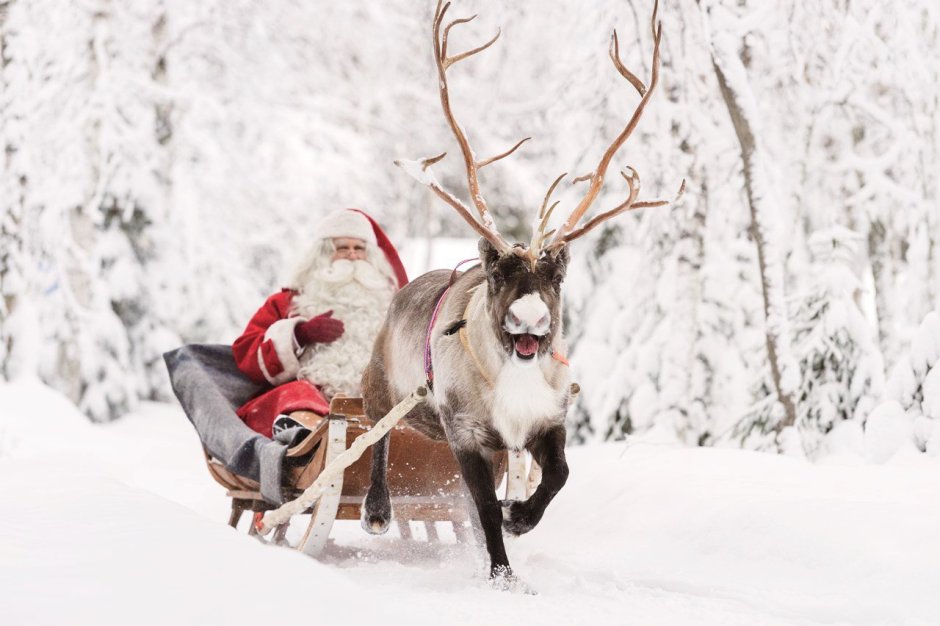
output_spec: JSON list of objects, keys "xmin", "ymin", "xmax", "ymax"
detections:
[
  {"xmin": 2, "ymin": 0, "xmax": 175, "ymax": 417},
  {"xmin": 736, "ymin": 226, "xmax": 884, "ymax": 456}
]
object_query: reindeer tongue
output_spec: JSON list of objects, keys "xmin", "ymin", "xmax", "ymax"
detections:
[{"xmin": 514, "ymin": 334, "xmax": 539, "ymax": 357}]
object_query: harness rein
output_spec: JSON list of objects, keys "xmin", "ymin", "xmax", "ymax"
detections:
[{"xmin": 424, "ymin": 258, "xmax": 479, "ymax": 390}]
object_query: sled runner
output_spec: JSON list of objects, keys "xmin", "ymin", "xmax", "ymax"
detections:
[{"xmin": 165, "ymin": 344, "xmax": 538, "ymax": 556}]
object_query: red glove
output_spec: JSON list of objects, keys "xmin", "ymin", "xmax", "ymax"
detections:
[{"xmin": 294, "ymin": 311, "xmax": 344, "ymax": 346}]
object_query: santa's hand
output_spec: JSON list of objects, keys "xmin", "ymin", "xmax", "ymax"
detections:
[{"xmin": 294, "ymin": 310, "xmax": 345, "ymax": 346}]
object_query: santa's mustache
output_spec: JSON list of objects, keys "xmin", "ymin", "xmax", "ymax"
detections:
[{"xmin": 313, "ymin": 259, "xmax": 391, "ymax": 290}]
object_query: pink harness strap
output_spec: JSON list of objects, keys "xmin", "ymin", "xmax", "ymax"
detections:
[{"xmin": 424, "ymin": 258, "xmax": 479, "ymax": 388}]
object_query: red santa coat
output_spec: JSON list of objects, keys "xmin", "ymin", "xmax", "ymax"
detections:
[
  {"xmin": 232, "ymin": 288, "xmax": 330, "ymax": 438},
  {"xmin": 232, "ymin": 209, "xmax": 409, "ymax": 438}
]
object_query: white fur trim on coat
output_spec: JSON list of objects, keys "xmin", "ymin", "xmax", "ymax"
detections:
[{"xmin": 258, "ymin": 317, "xmax": 304, "ymax": 385}]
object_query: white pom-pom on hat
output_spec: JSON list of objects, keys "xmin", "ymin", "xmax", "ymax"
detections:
[{"xmin": 316, "ymin": 209, "xmax": 378, "ymax": 245}]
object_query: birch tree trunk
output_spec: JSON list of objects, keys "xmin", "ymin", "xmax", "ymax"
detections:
[{"xmin": 703, "ymin": 6, "xmax": 798, "ymax": 431}]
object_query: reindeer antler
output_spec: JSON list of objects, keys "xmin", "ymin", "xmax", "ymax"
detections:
[
  {"xmin": 396, "ymin": 0, "xmax": 534, "ymax": 255},
  {"xmin": 398, "ymin": 0, "xmax": 682, "ymax": 260},
  {"xmin": 541, "ymin": 0, "xmax": 684, "ymax": 253}
]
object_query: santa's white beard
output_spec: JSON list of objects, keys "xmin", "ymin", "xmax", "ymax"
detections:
[{"xmin": 291, "ymin": 259, "xmax": 395, "ymax": 400}]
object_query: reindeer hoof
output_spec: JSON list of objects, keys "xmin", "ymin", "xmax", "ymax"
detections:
[
  {"xmin": 488, "ymin": 565, "xmax": 537, "ymax": 595},
  {"xmin": 362, "ymin": 516, "xmax": 390, "ymax": 535},
  {"xmin": 500, "ymin": 499, "xmax": 536, "ymax": 536},
  {"xmin": 360, "ymin": 491, "xmax": 392, "ymax": 535}
]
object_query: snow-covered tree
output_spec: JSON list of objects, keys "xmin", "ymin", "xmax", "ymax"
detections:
[
  {"xmin": 737, "ymin": 226, "xmax": 884, "ymax": 456},
  {"xmin": 782, "ymin": 0, "xmax": 940, "ymax": 365},
  {"xmin": 703, "ymin": 0, "xmax": 799, "ymax": 438},
  {"xmin": 568, "ymin": 0, "xmax": 758, "ymax": 445},
  {"xmin": 865, "ymin": 311, "xmax": 940, "ymax": 460},
  {"xmin": 0, "ymin": 0, "xmax": 21, "ymax": 377},
  {"xmin": 1, "ymin": 1, "xmax": 180, "ymax": 417},
  {"xmin": 2, "ymin": 0, "xmax": 939, "ymax": 450}
]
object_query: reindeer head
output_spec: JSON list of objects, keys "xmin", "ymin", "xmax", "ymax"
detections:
[
  {"xmin": 396, "ymin": 0, "xmax": 683, "ymax": 363},
  {"xmin": 478, "ymin": 240, "xmax": 569, "ymax": 364}
]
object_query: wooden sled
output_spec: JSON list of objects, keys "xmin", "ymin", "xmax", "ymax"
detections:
[{"xmin": 204, "ymin": 395, "xmax": 540, "ymax": 555}]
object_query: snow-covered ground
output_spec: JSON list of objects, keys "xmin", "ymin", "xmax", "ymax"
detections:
[{"xmin": 2, "ymin": 378, "xmax": 938, "ymax": 626}]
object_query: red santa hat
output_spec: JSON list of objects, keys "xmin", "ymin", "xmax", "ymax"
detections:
[{"xmin": 317, "ymin": 208, "xmax": 409, "ymax": 289}]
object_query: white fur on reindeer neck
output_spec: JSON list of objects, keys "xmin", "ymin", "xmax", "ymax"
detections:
[
  {"xmin": 463, "ymin": 284, "xmax": 568, "ymax": 450},
  {"xmin": 293, "ymin": 259, "xmax": 395, "ymax": 399}
]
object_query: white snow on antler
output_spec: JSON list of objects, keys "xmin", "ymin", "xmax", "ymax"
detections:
[{"xmin": 394, "ymin": 158, "xmax": 439, "ymax": 186}]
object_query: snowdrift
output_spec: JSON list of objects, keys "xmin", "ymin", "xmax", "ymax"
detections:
[{"xmin": 1, "ymin": 379, "xmax": 938, "ymax": 626}]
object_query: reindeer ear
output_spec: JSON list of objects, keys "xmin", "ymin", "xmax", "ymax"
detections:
[
  {"xmin": 549, "ymin": 243, "xmax": 570, "ymax": 272},
  {"xmin": 478, "ymin": 238, "xmax": 501, "ymax": 270},
  {"xmin": 538, "ymin": 243, "xmax": 569, "ymax": 290}
]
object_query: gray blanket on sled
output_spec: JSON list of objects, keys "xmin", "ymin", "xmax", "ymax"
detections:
[{"xmin": 163, "ymin": 344, "xmax": 309, "ymax": 505}]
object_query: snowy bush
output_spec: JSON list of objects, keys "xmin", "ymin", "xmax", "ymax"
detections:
[{"xmin": 865, "ymin": 312, "xmax": 940, "ymax": 460}]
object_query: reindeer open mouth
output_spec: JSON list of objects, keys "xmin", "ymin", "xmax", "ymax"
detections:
[{"xmin": 511, "ymin": 333, "xmax": 540, "ymax": 360}]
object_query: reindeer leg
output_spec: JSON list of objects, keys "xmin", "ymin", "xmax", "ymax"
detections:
[
  {"xmin": 360, "ymin": 350, "xmax": 394, "ymax": 535},
  {"xmin": 453, "ymin": 447, "xmax": 513, "ymax": 579},
  {"xmin": 502, "ymin": 425, "xmax": 568, "ymax": 536},
  {"xmin": 361, "ymin": 431, "xmax": 392, "ymax": 534}
]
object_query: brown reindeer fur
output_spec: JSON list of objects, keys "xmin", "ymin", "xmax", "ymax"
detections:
[{"xmin": 361, "ymin": 240, "xmax": 573, "ymax": 582}]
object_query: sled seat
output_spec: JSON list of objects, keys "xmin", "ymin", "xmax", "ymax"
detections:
[{"xmin": 204, "ymin": 395, "xmax": 532, "ymax": 555}]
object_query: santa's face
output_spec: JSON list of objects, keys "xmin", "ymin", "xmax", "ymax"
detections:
[{"xmin": 331, "ymin": 237, "xmax": 367, "ymax": 262}]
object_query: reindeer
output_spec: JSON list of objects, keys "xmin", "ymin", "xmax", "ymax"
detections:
[{"xmin": 361, "ymin": 0, "xmax": 682, "ymax": 585}]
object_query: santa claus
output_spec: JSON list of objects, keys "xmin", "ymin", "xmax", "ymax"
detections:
[{"xmin": 232, "ymin": 209, "xmax": 407, "ymax": 437}]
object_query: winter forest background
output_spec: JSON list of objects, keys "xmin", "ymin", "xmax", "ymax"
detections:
[{"xmin": 2, "ymin": 0, "xmax": 939, "ymax": 462}]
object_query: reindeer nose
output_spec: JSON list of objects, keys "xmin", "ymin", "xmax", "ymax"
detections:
[{"xmin": 506, "ymin": 293, "xmax": 551, "ymax": 335}]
